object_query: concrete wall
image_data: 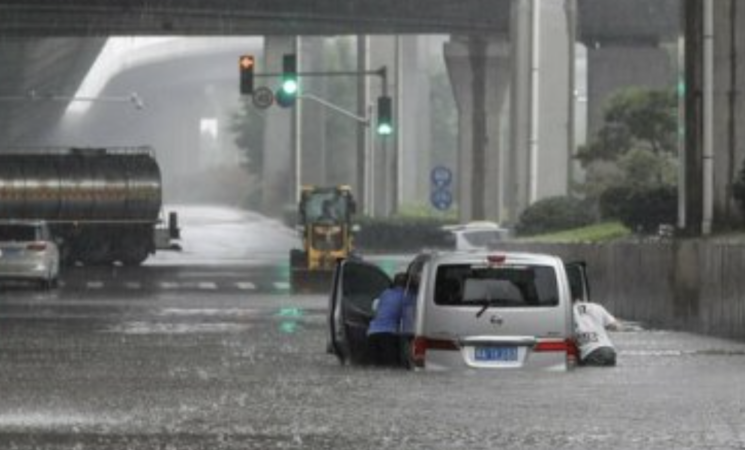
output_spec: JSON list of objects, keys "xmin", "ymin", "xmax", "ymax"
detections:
[{"xmin": 500, "ymin": 241, "xmax": 745, "ymax": 341}]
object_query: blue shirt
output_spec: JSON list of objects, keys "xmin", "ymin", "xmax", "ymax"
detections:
[{"xmin": 368, "ymin": 286, "xmax": 406, "ymax": 335}]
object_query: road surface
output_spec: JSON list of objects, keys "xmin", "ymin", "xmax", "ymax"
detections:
[{"xmin": 0, "ymin": 206, "xmax": 744, "ymax": 449}]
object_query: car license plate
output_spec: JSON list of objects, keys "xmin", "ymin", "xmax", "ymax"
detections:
[
  {"xmin": 474, "ymin": 346, "xmax": 518, "ymax": 362},
  {"xmin": 0, "ymin": 248, "xmax": 19, "ymax": 257}
]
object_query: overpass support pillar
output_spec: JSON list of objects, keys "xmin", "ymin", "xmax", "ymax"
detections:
[
  {"xmin": 445, "ymin": 36, "xmax": 511, "ymax": 223},
  {"xmin": 707, "ymin": 0, "xmax": 745, "ymax": 228},
  {"xmin": 261, "ymin": 36, "xmax": 297, "ymax": 216},
  {"xmin": 298, "ymin": 37, "xmax": 328, "ymax": 188},
  {"xmin": 507, "ymin": 0, "xmax": 573, "ymax": 222},
  {"xmin": 684, "ymin": 0, "xmax": 745, "ymax": 231}
]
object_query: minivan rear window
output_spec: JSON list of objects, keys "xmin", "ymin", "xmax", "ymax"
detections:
[
  {"xmin": 434, "ymin": 264, "xmax": 559, "ymax": 308},
  {"xmin": 0, "ymin": 225, "xmax": 38, "ymax": 241}
]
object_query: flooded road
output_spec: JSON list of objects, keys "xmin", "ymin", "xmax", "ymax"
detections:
[{"xmin": 1, "ymin": 206, "xmax": 744, "ymax": 449}]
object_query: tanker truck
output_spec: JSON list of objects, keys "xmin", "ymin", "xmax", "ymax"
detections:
[{"xmin": 0, "ymin": 147, "xmax": 180, "ymax": 266}]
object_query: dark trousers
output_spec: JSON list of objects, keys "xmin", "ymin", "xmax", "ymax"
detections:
[
  {"xmin": 581, "ymin": 346, "xmax": 617, "ymax": 366},
  {"xmin": 368, "ymin": 332, "xmax": 401, "ymax": 367}
]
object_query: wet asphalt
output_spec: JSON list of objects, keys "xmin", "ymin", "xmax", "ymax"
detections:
[{"xmin": 1, "ymin": 206, "xmax": 744, "ymax": 449}]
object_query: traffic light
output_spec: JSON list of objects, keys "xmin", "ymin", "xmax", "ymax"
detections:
[
  {"xmin": 281, "ymin": 54, "xmax": 298, "ymax": 95},
  {"xmin": 239, "ymin": 55, "xmax": 255, "ymax": 95},
  {"xmin": 276, "ymin": 53, "xmax": 298, "ymax": 108},
  {"xmin": 376, "ymin": 95, "xmax": 393, "ymax": 135}
]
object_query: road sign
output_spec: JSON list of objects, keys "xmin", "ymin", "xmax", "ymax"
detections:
[
  {"xmin": 430, "ymin": 188, "xmax": 453, "ymax": 211},
  {"xmin": 431, "ymin": 165, "xmax": 453, "ymax": 188},
  {"xmin": 252, "ymin": 86, "xmax": 274, "ymax": 109}
]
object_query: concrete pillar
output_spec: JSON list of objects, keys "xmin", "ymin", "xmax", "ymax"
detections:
[
  {"xmin": 536, "ymin": 0, "xmax": 572, "ymax": 200},
  {"xmin": 398, "ymin": 36, "xmax": 433, "ymax": 206},
  {"xmin": 445, "ymin": 36, "xmax": 511, "ymax": 223},
  {"xmin": 298, "ymin": 36, "xmax": 327, "ymax": 187},
  {"xmin": 507, "ymin": 0, "xmax": 533, "ymax": 223},
  {"xmin": 507, "ymin": 0, "xmax": 572, "ymax": 221},
  {"xmin": 262, "ymin": 36, "xmax": 296, "ymax": 216},
  {"xmin": 711, "ymin": 0, "xmax": 745, "ymax": 226}
]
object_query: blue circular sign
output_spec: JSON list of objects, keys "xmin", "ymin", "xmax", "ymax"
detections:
[
  {"xmin": 430, "ymin": 188, "xmax": 453, "ymax": 211},
  {"xmin": 431, "ymin": 165, "xmax": 453, "ymax": 188}
]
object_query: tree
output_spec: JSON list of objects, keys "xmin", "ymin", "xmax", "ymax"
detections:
[
  {"xmin": 229, "ymin": 97, "xmax": 266, "ymax": 176},
  {"xmin": 577, "ymin": 88, "xmax": 677, "ymax": 166},
  {"xmin": 576, "ymin": 88, "xmax": 678, "ymax": 201}
]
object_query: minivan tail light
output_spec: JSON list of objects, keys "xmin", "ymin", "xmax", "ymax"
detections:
[
  {"xmin": 412, "ymin": 337, "xmax": 458, "ymax": 368},
  {"xmin": 487, "ymin": 254, "xmax": 506, "ymax": 265},
  {"xmin": 412, "ymin": 336, "xmax": 427, "ymax": 368},
  {"xmin": 534, "ymin": 338, "xmax": 578, "ymax": 365},
  {"xmin": 533, "ymin": 339, "xmax": 570, "ymax": 353},
  {"xmin": 26, "ymin": 242, "xmax": 47, "ymax": 252}
]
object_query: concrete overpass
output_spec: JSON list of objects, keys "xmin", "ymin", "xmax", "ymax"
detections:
[{"xmin": 5, "ymin": 0, "xmax": 739, "ymax": 234}]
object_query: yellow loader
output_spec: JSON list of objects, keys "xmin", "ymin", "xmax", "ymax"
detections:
[{"xmin": 290, "ymin": 185, "xmax": 357, "ymax": 292}]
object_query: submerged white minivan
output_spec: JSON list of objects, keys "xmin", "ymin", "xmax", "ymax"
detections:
[{"xmin": 327, "ymin": 250, "xmax": 586, "ymax": 371}]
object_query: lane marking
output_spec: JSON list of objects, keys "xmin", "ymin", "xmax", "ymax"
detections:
[
  {"xmin": 273, "ymin": 282, "xmax": 290, "ymax": 291},
  {"xmin": 160, "ymin": 282, "xmax": 179, "ymax": 289},
  {"xmin": 87, "ymin": 281, "xmax": 104, "ymax": 289},
  {"xmin": 236, "ymin": 282, "xmax": 256, "ymax": 290},
  {"xmin": 124, "ymin": 282, "xmax": 141, "ymax": 290},
  {"xmin": 197, "ymin": 282, "xmax": 218, "ymax": 290}
]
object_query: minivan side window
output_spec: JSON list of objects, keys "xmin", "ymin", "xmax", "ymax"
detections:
[{"xmin": 434, "ymin": 264, "xmax": 559, "ymax": 308}]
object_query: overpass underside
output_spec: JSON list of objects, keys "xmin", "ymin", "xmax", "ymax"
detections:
[{"xmin": 0, "ymin": 1, "xmax": 510, "ymax": 36}]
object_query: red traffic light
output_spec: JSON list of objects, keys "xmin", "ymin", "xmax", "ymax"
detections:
[
  {"xmin": 239, "ymin": 55, "xmax": 255, "ymax": 95},
  {"xmin": 239, "ymin": 55, "xmax": 255, "ymax": 70}
]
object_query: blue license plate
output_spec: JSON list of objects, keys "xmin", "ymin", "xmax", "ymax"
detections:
[
  {"xmin": 0, "ymin": 248, "xmax": 21, "ymax": 257},
  {"xmin": 474, "ymin": 346, "xmax": 518, "ymax": 362}
]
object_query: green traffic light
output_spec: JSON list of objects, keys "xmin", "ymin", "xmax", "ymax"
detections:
[
  {"xmin": 282, "ymin": 78, "xmax": 298, "ymax": 95},
  {"xmin": 377, "ymin": 123, "xmax": 393, "ymax": 135}
]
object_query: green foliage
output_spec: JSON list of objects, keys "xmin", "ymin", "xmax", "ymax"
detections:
[
  {"xmin": 598, "ymin": 185, "xmax": 633, "ymax": 220},
  {"xmin": 396, "ymin": 202, "xmax": 458, "ymax": 220},
  {"xmin": 521, "ymin": 222, "xmax": 630, "ymax": 243},
  {"xmin": 576, "ymin": 88, "xmax": 678, "ymax": 206},
  {"xmin": 600, "ymin": 185, "xmax": 677, "ymax": 233},
  {"xmin": 618, "ymin": 148, "xmax": 678, "ymax": 188},
  {"xmin": 515, "ymin": 196, "xmax": 595, "ymax": 237},
  {"xmin": 354, "ymin": 216, "xmax": 454, "ymax": 251},
  {"xmin": 229, "ymin": 97, "xmax": 267, "ymax": 176},
  {"xmin": 577, "ymin": 88, "xmax": 677, "ymax": 165}
]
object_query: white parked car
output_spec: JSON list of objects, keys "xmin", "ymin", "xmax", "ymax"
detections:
[
  {"xmin": 0, "ymin": 220, "xmax": 60, "ymax": 289},
  {"xmin": 443, "ymin": 221, "xmax": 511, "ymax": 251},
  {"xmin": 328, "ymin": 250, "xmax": 585, "ymax": 371}
]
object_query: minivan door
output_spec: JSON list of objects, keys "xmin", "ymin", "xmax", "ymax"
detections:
[
  {"xmin": 564, "ymin": 261, "xmax": 590, "ymax": 302},
  {"xmin": 327, "ymin": 259, "xmax": 391, "ymax": 365}
]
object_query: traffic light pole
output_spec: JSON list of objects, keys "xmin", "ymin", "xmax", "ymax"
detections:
[
  {"xmin": 298, "ymin": 93, "xmax": 369, "ymax": 124},
  {"xmin": 250, "ymin": 65, "xmax": 389, "ymax": 216},
  {"xmin": 297, "ymin": 92, "xmax": 380, "ymax": 217}
]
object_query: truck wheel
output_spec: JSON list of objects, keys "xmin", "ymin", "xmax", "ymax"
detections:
[
  {"xmin": 290, "ymin": 249, "xmax": 307, "ymax": 268},
  {"xmin": 118, "ymin": 248, "xmax": 149, "ymax": 266}
]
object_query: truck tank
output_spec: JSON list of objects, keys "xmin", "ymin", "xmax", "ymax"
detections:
[{"xmin": 0, "ymin": 147, "xmax": 167, "ymax": 265}]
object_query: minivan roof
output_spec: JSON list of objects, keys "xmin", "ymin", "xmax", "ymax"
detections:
[{"xmin": 420, "ymin": 249, "xmax": 562, "ymax": 267}]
